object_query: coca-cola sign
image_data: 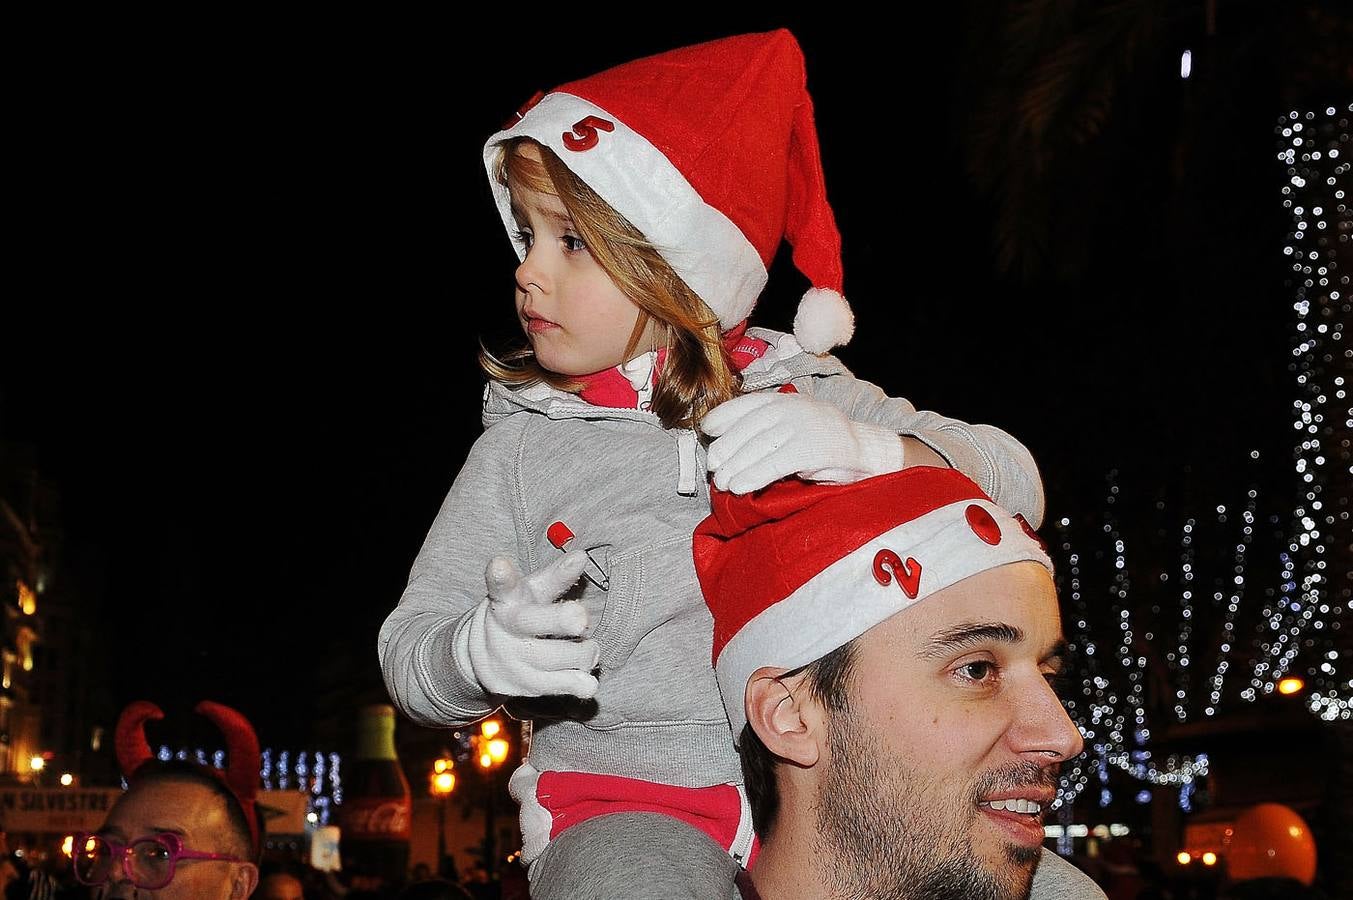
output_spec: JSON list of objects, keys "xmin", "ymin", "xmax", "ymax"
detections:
[{"xmin": 340, "ymin": 797, "xmax": 411, "ymax": 840}]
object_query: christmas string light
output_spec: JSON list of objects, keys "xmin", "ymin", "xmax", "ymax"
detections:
[
  {"xmin": 1172, "ymin": 518, "xmax": 1197, "ymax": 721},
  {"xmin": 1102, "ymin": 474, "xmax": 1150, "ymax": 756},
  {"xmin": 156, "ymin": 747, "xmax": 342, "ymax": 797},
  {"xmin": 1052, "ymin": 517, "xmax": 1096, "ymax": 811},
  {"xmin": 1203, "ymin": 492, "xmax": 1259, "ymax": 716},
  {"xmin": 329, "ymin": 752, "xmax": 343, "ymax": 805},
  {"xmin": 1052, "ymin": 501, "xmax": 1212, "ymax": 814},
  {"xmin": 1258, "ymin": 104, "xmax": 1350, "ymax": 718}
]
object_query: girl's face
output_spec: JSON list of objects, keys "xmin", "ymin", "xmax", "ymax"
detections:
[{"xmin": 509, "ymin": 145, "xmax": 660, "ymax": 377}]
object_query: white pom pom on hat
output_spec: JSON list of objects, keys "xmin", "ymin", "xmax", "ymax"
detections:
[
  {"xmin": 793, "ymin": 288, "xmax": 854, "ymax": 354},
  {"xmin": 484, "ymin": 29, "xmax": 856, "ymax": 353}
]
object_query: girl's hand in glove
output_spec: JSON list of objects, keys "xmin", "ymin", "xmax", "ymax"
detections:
[
  {"xmin": 702, "ymin": 391, "xmax": 905, "ymax": 494},
  {"xmin": 453, "ymin": 548, "xmax": 600, "ymax": 699}
]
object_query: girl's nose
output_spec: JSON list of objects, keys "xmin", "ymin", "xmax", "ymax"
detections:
[{"xmin": 516, "ymin": 245, "xmax": 550, "ymax": 295}]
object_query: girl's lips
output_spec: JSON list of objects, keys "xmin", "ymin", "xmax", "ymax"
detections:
[{"xmin": 526, "ymin": 316, "xmax": 559, "ymax": 334}]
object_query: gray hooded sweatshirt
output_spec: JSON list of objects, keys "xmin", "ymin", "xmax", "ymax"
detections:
[{"xmin": 378, "ymin": 329, "xmax": 1044, "ymax": 793}]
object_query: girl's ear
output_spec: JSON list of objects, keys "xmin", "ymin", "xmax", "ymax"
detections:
[{"xmin": 745, "ymin": 666, "xmax": 825, "ymax": 768}]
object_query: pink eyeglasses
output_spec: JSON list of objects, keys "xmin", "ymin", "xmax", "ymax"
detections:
[{"xmin": 72, "ymin": 831, "xmax": 247, "ymax": 890}]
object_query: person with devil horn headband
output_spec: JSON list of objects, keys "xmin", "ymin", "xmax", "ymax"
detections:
[{"xmin": 73, "ymin": 700, "xmax": 262, "ymax": 899}]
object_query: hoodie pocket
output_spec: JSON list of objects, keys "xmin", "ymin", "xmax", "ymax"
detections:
[{"xmin": 588, "ymin": 534, "xmax": 696, "ymax": 673}]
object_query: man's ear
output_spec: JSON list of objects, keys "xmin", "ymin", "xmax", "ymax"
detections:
[
  {"xmin": 745, "ymin": 666, "xmax": 825, "ymax": 768},
  {"xmin": 230, "ymin": 862, "xmax": 259, "ymax": 899}
]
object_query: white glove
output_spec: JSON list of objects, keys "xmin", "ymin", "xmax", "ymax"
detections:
[
  {"xmin": 452, "ymin": 548, "xmax": 600, "ymax": 699},
  {"xmin": 702, "ymin": 391, "xmax": 905, "ymax": 494}
]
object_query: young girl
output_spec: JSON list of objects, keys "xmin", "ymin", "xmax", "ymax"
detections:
[{"xmin": 379, "ymin": 30, "xmax": 1044, "ymax": 898}]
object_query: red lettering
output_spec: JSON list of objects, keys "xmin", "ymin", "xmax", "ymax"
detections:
[
  {"xmin": 872, "ymin": 549, "xmax": 922, "ymax": 599},
  {"xmin": 341, "ymin": 798, "xmax": 411, "ymax": 840},
  {"xmin": 562, "ymin": 116, "xmax": 615, "ymax": 152}
]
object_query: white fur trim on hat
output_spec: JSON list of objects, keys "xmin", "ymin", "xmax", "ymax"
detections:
[
  {"xmin": 715, "ymin": 498, "xmax": 1049, "ymax": 738},
  {"xmin": 792, "ymin": 287, "xmax": 854, "ymax": 354},
  {"xmin": 484, "ymin": 92, "xmax": 767, "ymax": 328}
]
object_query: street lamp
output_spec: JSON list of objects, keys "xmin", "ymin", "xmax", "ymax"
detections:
[
  {"xmin": 1278, "ymin": 677, "xmax": 1305, "ymax": 696},
  {"xmin": 430, "ymin": 756, "xmax": 456, "ymax": 879},
  {"xmin": 473, "ymin": 719, "xmax": 510, "ymax": 880}
]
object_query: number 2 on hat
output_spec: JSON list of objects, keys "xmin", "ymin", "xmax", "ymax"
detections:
[
  {"xmin": 872, "ymin": 549, "xmax": 922, "ymax": 600},
  {"xmin": 563, "ymin": 116, "xmax": 615, "ymax": 152}
]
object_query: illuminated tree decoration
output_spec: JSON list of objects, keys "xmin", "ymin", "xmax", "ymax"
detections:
[
  {"xmin": 1049, "ymin": 107, "xmax": 1349, "ymax": 827},
  {"xmin": 1262, "ymin": 103, "xmax": 1350, "ymax": 721}
]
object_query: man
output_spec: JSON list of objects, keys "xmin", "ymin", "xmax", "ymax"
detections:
[
  {"xmin": 76, "ymin": 701, "xmax": 261, "ymax": 899},
  {"xmin": 694, "ymin": 467, "xmax": 1107, "ymax": 900}
]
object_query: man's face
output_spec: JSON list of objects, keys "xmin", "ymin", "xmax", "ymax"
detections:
[
  {"xmin": 813, "ymin": 561, "xmax": 1083, "ymax": 900},
  {"xmin": 93, "ymin": 779, "xmax": 256, "ymax": 900}
]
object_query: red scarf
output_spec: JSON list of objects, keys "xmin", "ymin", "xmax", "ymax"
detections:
[{"xmin": 577, "ymin": 322, "xmax": 769, "ymax": 409}]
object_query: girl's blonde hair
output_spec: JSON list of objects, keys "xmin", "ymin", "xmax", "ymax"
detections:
[{"xmin": 480, "ymin": 137, "xmax": 739, "ymax": 430}]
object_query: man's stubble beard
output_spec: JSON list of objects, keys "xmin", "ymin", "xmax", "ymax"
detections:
[{"xmin": 812, "ymin": 705, "xmax": 1048, "ymax": 900}]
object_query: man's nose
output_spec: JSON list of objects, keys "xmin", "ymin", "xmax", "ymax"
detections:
[{"xmin": 1009, "ymin": 676, "xmax": 1084, "ymax": 764}]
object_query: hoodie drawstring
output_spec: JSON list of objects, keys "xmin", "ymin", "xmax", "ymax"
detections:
[{"xmin": 676, "ymin": 430, "xmax": 700, "ymax": 497}]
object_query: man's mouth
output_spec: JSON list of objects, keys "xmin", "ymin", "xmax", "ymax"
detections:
[
  {"xmin": 979, "ymin": 798, "xmax": 1044, "ymax": 815},
  {"xmin": 976, "ymin": 792, "xmax": 1053, "ymax": 848}
]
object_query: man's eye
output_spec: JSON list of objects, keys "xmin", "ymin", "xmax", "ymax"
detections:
[
  {"xmin": 561, "ymin": 234, "xmax": 587, "ymax": 253},
  {"xmin": 957, "ymin": 661, "xmax": 997, "ymax": 682}
]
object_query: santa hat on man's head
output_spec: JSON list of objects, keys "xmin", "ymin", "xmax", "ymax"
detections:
[
  {"xmin": 484, "ymin": 28, "xmax": 854, "ymax": 354},
  {"xmin": 693, "ymin": 468, "xmax": 1052, "ymax": 738}
]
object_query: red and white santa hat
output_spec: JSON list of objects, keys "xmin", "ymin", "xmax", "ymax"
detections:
[
  {"xmin": 483, "ymin": 29, "xmax": 854, "ymax": 354},
  {"xmin": 693, "ymin": 467, "xmax": 1052, "ymax": 738}
]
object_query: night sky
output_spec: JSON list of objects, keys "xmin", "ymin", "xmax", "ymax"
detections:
[{"xmin": 3, "ymin": 9, "xmax": 1343, "ymax": 751}]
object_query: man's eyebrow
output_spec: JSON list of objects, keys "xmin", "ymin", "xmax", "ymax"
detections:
[
  {"xmin": 919, "ymin": 622, "xmax": 1024, "ymax": 658},
  {"xmin": 148, "ymin": 825, "xmax": 186, "ymax": 837}
]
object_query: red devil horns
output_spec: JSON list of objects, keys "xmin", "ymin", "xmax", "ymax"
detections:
[
  {"xmin": 194, "ymin": 701, "xmax": 261, "ymax": 853},
  {"xmin": 114, "ymin": 700, "xmax": 165, "ymax": 780},
  {"xmin": 194, "ymin": 701, "xmax": 261, "ymax": 804},
  {"xmin": 113, "ymin": 700, "xmax": 262, "ymax": 855}
]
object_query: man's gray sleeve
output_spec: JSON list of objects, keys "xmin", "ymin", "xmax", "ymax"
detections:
[{"xmin": 1033, "ymin": 849, "xmax": 1108, "ymax": 900}]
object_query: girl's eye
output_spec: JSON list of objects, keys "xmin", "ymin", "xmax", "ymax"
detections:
[
  {"xmin": 512, "ymin": 229, "xmax": 534, "ymax": 250},
  {"xmin": 561, "ymin": 234, "xmax": 587, "ymax": 253},
  {"xmin": 956, "ymin": 660, "xmax": 998, "ymax": 683}
]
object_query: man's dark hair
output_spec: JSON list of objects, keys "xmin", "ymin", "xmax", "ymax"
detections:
[
  {"xmin": 738, "ymin": 639, "xmax": 857, "ymax": 837},
  {"xmin": 127, "ymin": 760, "xmax": 260, "ymax": 861}
]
